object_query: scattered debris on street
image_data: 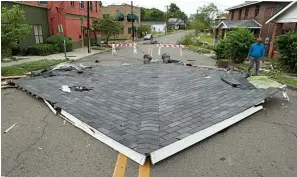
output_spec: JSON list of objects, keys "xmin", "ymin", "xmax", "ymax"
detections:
[{"xmin": 4, "ymin": 123, "xmax": 18, "ymax": 133}]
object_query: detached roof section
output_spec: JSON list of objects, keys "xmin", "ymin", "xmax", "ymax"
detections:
[
  {"xmin": 225, "ymin": 1, "xmax": 261, "ymax": 11},
  {"xmin": 266, "ymin": 1, "xmax": 297, "ymax": 24},
  {"xmin": 216, "ymin": 20, "xmax": 262, "ymax": 29}
]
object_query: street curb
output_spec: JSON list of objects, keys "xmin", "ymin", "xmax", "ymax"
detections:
[{"xmin": 72, "ymin": 48, "xmax": 112, "ymax": 62}]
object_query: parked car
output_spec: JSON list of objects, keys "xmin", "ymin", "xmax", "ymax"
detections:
[{"xmin": 143, "ymin": 34, "xmax": 153, "ymax": 40}]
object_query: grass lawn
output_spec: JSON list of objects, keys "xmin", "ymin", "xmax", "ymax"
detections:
[
  {"xmin": 199, "ymin": 35, "xmax": 214, "ymax": 44},
  {"xmin": 272, "ymin": 75, "xmax": 297, "ymax": 87},
  {"xmin": 152, "ymin": 31, "xmax": 165, "ymax": 37},
  {"xmin": 1, "ymin": 59, "xmax": 67, "ymax": 76}
]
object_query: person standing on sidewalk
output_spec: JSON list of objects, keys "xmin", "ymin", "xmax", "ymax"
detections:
[{"xmin": 247, "ymin": 37, "xmax": 265, "ymax": 76}]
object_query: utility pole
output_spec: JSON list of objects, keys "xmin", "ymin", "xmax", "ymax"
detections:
[
  {"xmin": 165, "ymin": 5, "xmax": 168, "ymax": 35},
  {"xmin": 131, "ymin": 1, "xmax": 134, "ymax": 42},
  {"xmin": 87, "ymin": 1, "xmax": 91, "ymax": 53}
]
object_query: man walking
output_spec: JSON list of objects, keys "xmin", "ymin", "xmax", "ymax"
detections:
[{"xmin": 247, "ymin": 37, "xmax": 265, "ymax": 76}]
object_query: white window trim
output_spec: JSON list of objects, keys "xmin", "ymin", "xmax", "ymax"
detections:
[
  {"xmin": 80, "ymin": 1, "xmax": 84, "ymax": 9},
  {"xmin": 33, "ymin": 25, "xmax": 43, "ymax": 44}
]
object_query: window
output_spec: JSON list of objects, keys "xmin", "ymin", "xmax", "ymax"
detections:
[
  {"xmin": 95, "ymin": 2, "xmax": 98, "ymax": 12},
  {"xmin": 128, "ymin": 27, "xmax": 132, "ymax": 34},
  {"xmin": 89, "ymin": 2, "xmax": 93, "ymax": 11},
  {"xmin": 238, "ymin": 9, "xmax": 242, "ymax": 20},
  {"xmin": 80, "ymin": 1, "xmax": 84, "ymax": 9},
  {"xmin": 70, "ymin": 1, "xmax": 74, "ymax": 7},
  {"xmin": 39, "ymin": 1, "xmax": 47, "ymax": 5},
  {"xmin": 254, "ymin": 5, "xmax": 260, "ymax": 18},
  {"xmin": 244, "ymin": 8, "xmax": 249, "ymax": 19},
  {"xmin": 231, "ymin": 11, "xmax": 234, "ymax": 20},
  {"xmin": 33, "ymin": 25, "xmax": 43, "ymax": 44}
]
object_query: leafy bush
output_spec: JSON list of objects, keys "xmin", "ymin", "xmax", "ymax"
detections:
[
  {"xmin": 26, "ymin": 44, "xmax": 58, "ymax": 56},
  {"xmin": 178, "ymin": 33, "xmax": 194, "ymax": 45},
  {"xmin": 226, "ymin": 28, "xmax": 255, "ymax": 63},
  {"xmin": 44, "ymin": 35, "xmax": 72, "ymax": 52},
  {"xmin": 214, "ymin": 28, "xmax": 255, "ymax": 63},
  {"xmin": 274, "ymin": 32, "xmax": 297, "ymax": 73},
  {"xmin": 214, "ymin": 39, "xmax": 229, "ymax": 60}
]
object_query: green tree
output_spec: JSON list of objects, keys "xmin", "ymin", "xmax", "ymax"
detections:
[
  {"xmin": 1, "ymin": 5, "xmax": 31, "ymax": 58},
  {"xmin": 93, "ymin": 15, "xmax": 124, "ymax": 44},
  {"xmin": 190, "ymin": 3, "xmax": 218, "ymax": 33},
  {"xmin": 168, "ymin": 3, "xmax": 188, "ymax": 21},
  {"xmin": 138, "ymin": 24, "xmax": 152, "ymax": 37},
  {"xmin": 141, "ymin": 7, "xmax": 165, "ymax": 21}
]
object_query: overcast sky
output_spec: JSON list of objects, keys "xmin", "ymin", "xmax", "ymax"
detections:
[{"xmin": 102, "ymin": 0, "xmax": 246, "ymax": 16}]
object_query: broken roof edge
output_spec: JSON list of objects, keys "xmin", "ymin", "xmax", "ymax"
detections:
[
  {"xmin": 60, "ymin": 109, "xmax": 147, "ymax": 165},
  {"xmin": 150, "ymin": 102, "xmax": 264, "ymax": 164}
]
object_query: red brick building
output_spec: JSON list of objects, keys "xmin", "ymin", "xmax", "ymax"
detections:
[
  {"xmin": 24, "ymin": 1, "xmax": 101, "ymax": 48},
  {"xmin": 214, "ymin": 1, "xmax": 297, "ymax": 57}
]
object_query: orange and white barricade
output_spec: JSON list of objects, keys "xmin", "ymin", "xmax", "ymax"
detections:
[
  {"xmin": 157, "ymin": 44, "xmax": 185, "ymax": 56},
  {"xmin": 110, "ymin": 43, "xmax": 137, "ymax": 55}
]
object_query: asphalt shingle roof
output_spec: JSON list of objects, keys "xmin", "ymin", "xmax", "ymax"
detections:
[
  {"xmin": 14, "ymin": 64, "xmax": 278, "ymax": 156},
  {"xmin": 218, "ymin": 20, "xmax": 262, "ymax": 29}
]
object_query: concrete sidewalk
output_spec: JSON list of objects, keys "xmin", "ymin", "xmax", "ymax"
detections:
[{"xmin": 1, "ymin": 47, "xmax": 111, "ymax": 67}]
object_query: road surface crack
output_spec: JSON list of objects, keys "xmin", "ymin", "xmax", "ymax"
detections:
[
  {"xmin": 256, "ymin": 120, "xmax": 297, "ymax": 128},
  {"xmin": 5, "ymin": 111, "xmax": 50, "ymax": 177}
]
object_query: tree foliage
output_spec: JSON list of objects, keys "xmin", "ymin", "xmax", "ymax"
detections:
[
  {"xmin": 214, "ymin": 28, "xmax": 255, "ymax": 63},
  {"xmin": 1, "ymin": 5, "xmax": 31, "ymax": 58},
  {"xmin": 141, "ymin": 8, "xmax": 165, "ymax": 21},
  {"xmin": 189, "ymin": 3, "xmax": 218, "ymax": 32},
  {"xmin": 93, "ymin": 15, "xmax": 124, "ymax": 44},
  {"xmin": 168, "ymin": 3, "xmax": 187, "ymax": 21},
  {"xmin": 275, "ymin": 32, "xmax": 297, "ymax": 73},
  {"xmin": 138, "ymin": 24, "xmax": 152, "ymax": 37}
]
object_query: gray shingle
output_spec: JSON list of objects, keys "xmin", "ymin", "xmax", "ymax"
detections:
[{"xmin": 14, "ymin": 64, "xmax": 278, "ymax": 156}]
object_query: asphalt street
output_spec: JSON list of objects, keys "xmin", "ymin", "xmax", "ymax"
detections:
[
  {"xmin": 79, "ymin": 31, "xmax": 216, "ymax": 67},
  {"xmin": 2, "ymin": 32, "xmax": 297, "ymax": 177}
]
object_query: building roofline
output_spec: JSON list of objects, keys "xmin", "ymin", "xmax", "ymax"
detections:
[
  {"xmin": 102, "ymin": 4, "xmax": 140, "ymax": 9},
  {"xmin": 225, "ymin": 1, "xmax": 261, "ymax": 11},
  {"xmin": 253, "ymin": 19, "xmax": 262, "ymax": 27},
  {"xmin": 6, "ymin": 1, "xmax": 48, "ymax": 9},
  {"xmin": 215, "ymin": 21, "xmax": 228, "ymax": 28},
  {"xmin": 265, "ymin": 1, "xmax": 297, "ymax": 24}
]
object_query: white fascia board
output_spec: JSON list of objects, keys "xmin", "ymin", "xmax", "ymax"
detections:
[
  {"xmin": 150, "ymin": 104, "xmax": 263, "ymax": 164},
  {"xmin": 60, "ymin": 110, "xmax": 147, "ymax": 165}
]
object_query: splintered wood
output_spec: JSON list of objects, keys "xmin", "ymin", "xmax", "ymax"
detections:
[{"xmin": 1, "ymin": 75, "xmax": 25, "ymax": 89}]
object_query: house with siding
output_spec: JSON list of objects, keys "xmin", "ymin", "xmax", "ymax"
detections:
[
  {"xmin": 1, "ymin": 1, "xmax": 50, "ymax": 53},
  {"xmin": 100, "ymin": 4, "xmax": 141, "ymax": 40},
  {"xmin": 214, "ymin": 1, "xmax": 297, "ymax": 56},
  {"xmin": 168, "ymin": 18, "xmax": 186, "ymax": 30},
  {"xmin": 23, "ymin": 1, "xmax": 101, "ymax": 48},
  {"xmin": 141, "ymin": 21, "xmax": 166, "ymax": 32}
]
